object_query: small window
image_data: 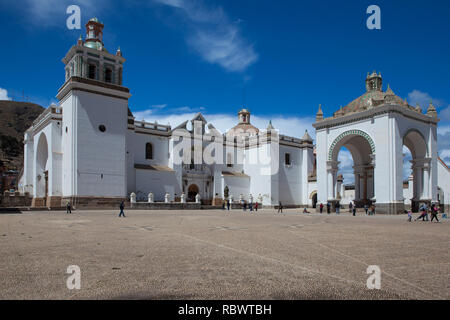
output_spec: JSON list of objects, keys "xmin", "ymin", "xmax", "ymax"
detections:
[
  {"xmin": 99, "ymin": 125, "xmax": 106, "ymax": 132},
  {"xmin": 145, "ymin": 143, "xmax": 153, "ymax": 160},
  {"xmin": 285, "ymin": 153, "xmax": 291, "ymax": 166},
  {"xmin": 105, "ymin": 69, "xmax": 112, "ymax": 83},
  {"xmin": 88, "ymin": 64, "xmax": 96, "ymax": 80}
]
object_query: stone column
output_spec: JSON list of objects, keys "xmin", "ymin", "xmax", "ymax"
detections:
[
  {"xmin": 354, "ymin": 172, "xmax": 360, "ymax": 201},
  {"xmin": 327, "ymin": 170, "xmax": 333, "ymax": 200},
  {"xmin": 370, "ymin": 154, "xmax": 376, "ymax": 201},
  {"xmin": 327, "ymin": 160, "xmax": 338, "ymax": 200},
  {"xmin": 363, "ymin": 170, "xmax": 368, "ymax": 201},
  {"xmin": 423, "ymin": 166, "xmax": 430, "ymax": 200},
  {"xmin": 417, "ymin": 165, "xmax": 423, "ymax": 199}
]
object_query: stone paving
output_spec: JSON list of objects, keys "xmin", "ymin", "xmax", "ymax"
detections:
[{"xmin": 0, "ymin": 208, "xmax": 448, "ymax": 299}]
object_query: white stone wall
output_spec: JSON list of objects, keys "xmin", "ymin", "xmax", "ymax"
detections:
[
  {"xmin": 277, "ymin": 144, "xmax": 302, "ymax": 205},
  {"xmin": 134, "ymin": 168, "xmax": 181, "ymax": 201},
  {"xmin": 61, "ymin": 90, "xmax": 127, "ymax": 197},
  {"xmin": 437, "ymin": 159, "xmax": 450, "ymax": 209},
  {"xmin": 126, "ymin": 130, "xmax": 171, "ymax": 195}
]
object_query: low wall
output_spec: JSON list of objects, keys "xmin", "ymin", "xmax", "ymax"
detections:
[
  {"xmin": 130, "ymin": 202, "xmax": 202, "ymax": 210},
  {"xmin": 0, "ymin": 192, "xmax": 32, "ymax": 207}
]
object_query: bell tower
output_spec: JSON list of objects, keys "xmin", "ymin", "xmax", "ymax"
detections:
[
  {"xmin": 57, "ymin": 18, "xmax": 131, "ymax": 206},
  {"xmin": 238, "ymin": 109, "xmax": 251, "ymax": 124},
  {"xmin": 365, "ymin": 71, "xmax": 382, "ymax": 92}
]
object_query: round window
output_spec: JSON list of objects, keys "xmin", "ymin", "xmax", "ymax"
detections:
[{"xmin": 99, "ymin": 125, "xmax": 106, "ymax": 132}]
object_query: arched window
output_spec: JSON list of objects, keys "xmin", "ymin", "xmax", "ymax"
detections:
[{"xmin": 145, "ymin": 143, "xmax": 153, "ymax": 160}]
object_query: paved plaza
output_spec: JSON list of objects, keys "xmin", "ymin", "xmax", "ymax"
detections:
[{"xmin": 0, "ymin": 208, "xmax": 449, "ymax": 300}]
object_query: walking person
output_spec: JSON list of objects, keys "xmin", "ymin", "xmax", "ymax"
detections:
[
  {"xmin": 118, "ymin": 201, "xmax": 126, "ymax": 217},
  {"xmin": 326, "ymin": 202, "xmax": 331, "ymax": 214},
  {"xmin": 349, "ymin": 201, "xmax": 353, "ymax": 213},
  {"xmin": 249, "ymin": 201, "xmax": 253, "ymax": 212},
  {"xmin": 430, "ymin": 204, "xmax": 440, "ymax": 222},
  {"xmin": 335, "ymin": 202, "xmax": 340, "ymax": 215},
  {"xmin": 278, "ymin": 201, "xmax": 283, "ymax": 213},
  {"xmin": 227, "ymin": 199, "xmax": 230, "ymax": 210},
  {"xmin": 407, "ymin": 210, "xmax": 412, "ymax": 222},
  {"xmin": 352, "ymin": 206, "xmax": 356, "ymax": 216},
  {"xmin": 66, "ymin": 201, "xmax": 72, "ymax": 214},
  {"xmin": 415, "ymin": 207, "xmax": 428, "ymax": 221},
  {"xmin": 243, "ymin": 201, "xmax": 247, "ymax": 211},
  {"xmin": 417, "ymin": 203, "xmax": 427, "ymax": 221},
  {"xmin": 319, "ymin": 203, "xmax": 324, "ymax": 214},
  {"xmin": 364, "ymin": 204, "xmax": 369, "ymax": 215},
  {"xmin": 254, "ymin": 201, "xmax": 258, "ymax": 212}
]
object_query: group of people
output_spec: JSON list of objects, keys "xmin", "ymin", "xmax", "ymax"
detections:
[
  {"xmin": 316, "ymin": 201, "xmax": 376, "ymax": 216},
  {"xmin": 409, "ymin": 203, "xmax": 441, "ymax": 222},
  {"xmin": 221, "ymin": 199, "xmax": 259, "ymax": 212},
  {"xmin": 66, "ymin": 199, "xmax": 445, "ymax": 222}
]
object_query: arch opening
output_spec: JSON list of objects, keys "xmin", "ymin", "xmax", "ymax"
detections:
[
  {"xmin": 402, "ymin": 129, "xmax": 430, "ymax": 212},
  {"xmin": 36, "ymin": 133, "xmax": 49, "ymax": 201},
  {"xmin": 187, "ymin": 184, "xmax": 199, "ymax": 202},
  {"xmin": 329, "ymin": 131, "xmax": 375, "ymax": 207}
]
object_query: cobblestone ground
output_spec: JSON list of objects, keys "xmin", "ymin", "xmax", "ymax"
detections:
[{"xmin": 0, "ymin": 208, "xmax": 448, "ymax": 299}]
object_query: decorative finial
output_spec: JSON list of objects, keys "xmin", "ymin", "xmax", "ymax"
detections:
[
  {"xmin": 116, "ymin": 46, "xmax": 122, "ymax": 57},
  {"xmin": 302, "ymin": 129, "xmax": 313, "ymax": 142},
  {"xmin": 316, "ymin": 104, "xmax": 324, "ymax": 121},
  {"xmin": 427, "ymin": 100, "xmax": 437, "ymax": 117}
]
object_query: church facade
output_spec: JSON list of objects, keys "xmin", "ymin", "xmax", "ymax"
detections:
[{"xmin": 19, "ymin": 19, "xmax": 450, "ymax": 213}]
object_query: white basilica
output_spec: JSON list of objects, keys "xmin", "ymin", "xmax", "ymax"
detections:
[{"xmin": 19, "ymin": 18, "xmax": 450, "ymax": 214}]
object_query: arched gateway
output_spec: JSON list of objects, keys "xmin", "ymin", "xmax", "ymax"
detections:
[{"xmin": 313, "ymin": 72, "xmax": 439, "ymax": 214}]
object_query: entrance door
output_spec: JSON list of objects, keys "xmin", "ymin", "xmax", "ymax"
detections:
[{"xmin": 187, "ymin": 184, "xmax": 199, "ymax": 202}]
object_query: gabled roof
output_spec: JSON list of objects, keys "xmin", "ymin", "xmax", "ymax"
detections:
[{"xmin": 191, "ymin": 112, "xmax": 207, "ymax": 124}]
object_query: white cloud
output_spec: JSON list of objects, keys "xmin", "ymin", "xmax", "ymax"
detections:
[
  {"xmin": 154, "ymin": 0, "xmax": 258, "ymax": 72},
  {"xmin": 0, "ymin": 87, "xmax": 11, "ymax": 101},
  {"xmin": 407, "ymin": 90, "xmax": 433, "ymax": 108},
  {"xmin": 439, "ymin": 105, "xmax": 450, "ymax": 121},
  {"xmin": 439, "ymin": 149, "xmax": 450, "ymax": 163},
  {"xmin": 337, "ymin": 149, "xmax": 354, "ymax": 184},
  {"xmin": 407, "ymin": 89, "xmax": 445, "ymax": 109}
]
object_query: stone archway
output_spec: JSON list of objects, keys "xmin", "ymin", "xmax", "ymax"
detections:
[
  {"xmin": 187, "ymin": 184, "xmax": 199, "ymax": 202},
  {"xmin": 327, "ymin": 130, "xmax": 375, "ymax": 207},
  {"xmin": 403, "ymin": 129, "xmax": 430, "ymax": 212},
  {"xmin": 313, "ymin": 72, "xmax": 438, "ymax": 214}
]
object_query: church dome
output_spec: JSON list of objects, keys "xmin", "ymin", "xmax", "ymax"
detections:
[
  {"xmin": 227, "ymin": 108, "xmax": 259, "ymax": 136},
  {"xmin": 329, "ymin": 72, "xmax": 418, "ymax": 118}
]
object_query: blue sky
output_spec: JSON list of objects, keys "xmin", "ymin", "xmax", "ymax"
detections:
[{"xmin": 1, "ymin": 0, "xmax": 450, "ymax": 181}]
